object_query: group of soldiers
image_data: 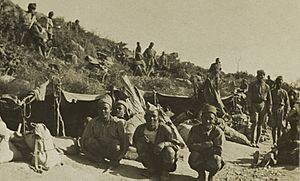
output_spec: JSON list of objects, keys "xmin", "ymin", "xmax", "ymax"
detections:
[
  {"xmin": 200, "ymin": 58, "xmax": 299, "ymax": 165},
  {"xmin": 79, "ymin": 93, "xmax": 225, "ymax": 181},
  {"xmin": 199, "ymin": 58, "xmax": 294, "ymax": 148},
  {"xmin": 1, "ymin": 2, "xmax": 299, "ymax": 180},
  {"xmin": 133, "ymin": 42, "xmax": 170, "ymax": 76},
  {"xmin": 78, "ymin": 57, "xmax": 299, "ymax": 180},
  {"xmin": 19, "ymin": 3, "xmax": 80, "ymax": 57},
  {"xmin": 19, "ymin": 3, "xmax": 54, "ymax": 57}
]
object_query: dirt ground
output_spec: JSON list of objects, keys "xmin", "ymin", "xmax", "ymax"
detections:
[{"xmin": 0, "ymin": 135, "xmax": 299, "ymax": 181}]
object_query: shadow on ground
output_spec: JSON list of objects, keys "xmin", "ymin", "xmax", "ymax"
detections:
[
  {"xmin": 279, "ymin": 165, "xmax": 299, "ymax": 171},
  {"xmin": 227, "ymin": 158, "xmax": 253, "ymax": 167},
  {"xmin": 109, "ymin": 164, "xmax": 195, "ymax": 181},
  {"xmin": 66, "ymin": 153, "xmax": 109, "ymax": 170}
]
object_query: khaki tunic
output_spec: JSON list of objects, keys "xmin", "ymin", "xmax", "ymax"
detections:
[{"xmin": 81, "ymin": 116, "xmax": 127, "ymax": 161}]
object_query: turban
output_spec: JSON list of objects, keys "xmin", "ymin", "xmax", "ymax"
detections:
[
  {"xmin": 146, "ymin": 102, "xmax": 158, "ymax": 113},
  {"xmin": 202, "ymin": 104, "xmax": 217, "ymax": 116},
  {"xmin": 97, "ymin": 94, "xmax": 113, "ymax": 107},
  {"xmin": 115, "ymin": 100, "xmax": 128, "ymax": 109}
]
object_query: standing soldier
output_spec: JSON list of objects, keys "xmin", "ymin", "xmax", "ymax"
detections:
[
  {"xmin": 187, "ymin": 104, "xmax": 225, "ymax": 181},
  {"xmin": 208, "ymin": 58, "xmax": 222, "ymax": 73},
  {"xmin": 270, "ymin": 76, "xmax": 290, "ymax": 147},
  {"xmin": 46, "ymin": 11, "xmax": 54, "ymax": 41},
  {"xmin": 72, "ymin": 19, "xmax": 80, "ymax": 34},
  {"xmin": 135, "ymin": 42, "xmax": 142, "ymax": 60},
  {"xmin": 266, "ymin": 75, "xmax": 275, "ymax": 89},
  {"xmin": 203, "ymin": 59, "xmax": 227, "ymax": 117},
  {"xmin": 133, "ymin": 42, "xmax": 146, "ymax": 76},
  {"xmin": 247, "ymin": 70, "xmax": 272, "ymax": 148},
  {"xmin": 158, "ymin": 51, "xmax": 169, "ymax": 70},
  {"xmin": 143, "ymin": 42, "xmax": 157, "ymax": 76},
  {"xmin": 20, "ymin": 3, "xmax": 46, "ymax": 56},
  {"xmin": 193, "ymin": 72, "xmax": 204, "ymax": 101}
]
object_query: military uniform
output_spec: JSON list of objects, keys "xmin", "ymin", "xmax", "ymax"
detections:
[
  {"xmin": 143, "ymin": 46, "xmax": 157, "ymax": 75},
  {"xmin": 135, "ymin": 44, "xmax": 142, "ymax": 60},
  {"xmin": 187, "ymin": 124, "xmax": 225, "ymax": 176},
  {"xmin": 158, "ymin": 54, "xmax": 169, "ymax": 70},
  {"xmin": 203, "ymin": 76, "xmax": 226, "ymax": 116},
  {"xmin": 276, "ymin": 103, "xmax": 300, "ymax": 165},
  {"xmin": 271, "ymin": 87, "xmax": 289, "ymax": 129},
  {"xmin": 46, "ymin": 17, "xmax": 53, "ymax": 40},
  {"xmin": 81, "ymin": 116, "xmax": 127, "ymax": 163},
  {"xmin": 247, "ymin": 79, "xmax": 272, "ymax": 145},
  {"xmin": 133, "ymin": 123, "xmax": 179, "ymax": 173}
]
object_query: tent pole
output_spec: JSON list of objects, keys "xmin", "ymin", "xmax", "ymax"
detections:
[
  {"xmin": 153, "ymin": 90, "xmax": 157, "ymax": 106},
  {"xmin": 52, "ymin": 77, "xmax": 59, "ymax": 136},
  {"xmin": 22, "ymin": 112, "xmax": 26, "ymax": 135}
]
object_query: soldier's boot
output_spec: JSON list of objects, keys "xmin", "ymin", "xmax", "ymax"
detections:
[
  {"xmin": 208, "ymin": 173, "xmax": 215, "ymax": 181},
  {"xmin": 159, "ymin": 171, "xmax": 170, "ymax": 181},
  {"xmin": 252, "ymin": 150, "xmax": 260, "ymax": 167},
  {"xmin": 255, "ymin": 126, "xmax": 262, "ymax": 148},
  {"xmin": 197, "ymin": 171, "xmax": 206, "ymax": 181}
]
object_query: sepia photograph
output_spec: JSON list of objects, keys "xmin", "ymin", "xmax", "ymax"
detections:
[{"xmin": 0, "ymin": 0, "xmax": 299, "ymax": 180}]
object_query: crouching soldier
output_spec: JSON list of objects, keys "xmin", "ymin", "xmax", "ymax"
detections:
[
  {"xmin": 252, "ymin": 101, "xmax": 300, "ymax": 167},
  {"xmin": 276, "ymin": 96, "xmax": 300, "ymax": 165},
  {"xmin": 80, "ymin": 94, "xmax": 128, "ymax": 168},
  {"xmin": 133, "ymin": 104, "xmax": 180, "ymax": 181},
  {"xmin": 187, "ymin": 104, "xmax": 225, "ymax": 181}
]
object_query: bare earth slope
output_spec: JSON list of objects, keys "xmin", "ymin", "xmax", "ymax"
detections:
[{"xmin": 0, "ymin": 139, "xmax": 299, "ymax": 181}]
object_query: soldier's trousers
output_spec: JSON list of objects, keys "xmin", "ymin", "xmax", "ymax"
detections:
[
  {"xmin": 271, "ymin": 106, "xmax": 285, "ymax": 143},
  {"xmin": 136, "ymin": 143, "xmax": 177, "ymax": 172},
  {"xmin": 188, "ymin": 152, "xmax": 224, "ymax": 175},
  {"xmin": 250, "ymin": 102, "xmax": 267, "ymax": 144},
  {"xmin": 82, "ymin": 138, "xmax": 121, "ymax": 162}
]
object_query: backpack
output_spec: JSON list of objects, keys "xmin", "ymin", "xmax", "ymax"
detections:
[{"xmin": 24, "ymin": 123, "xmax": 62, "ymax": 173}]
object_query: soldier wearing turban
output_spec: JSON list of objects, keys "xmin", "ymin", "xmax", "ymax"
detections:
[
  {"xmin": 133, "ymin": 103, "xmax": 180, "ymax": 181},
  {"xmin": 80, "ymin": 94, "xmax": 128, "ymax": 168},
  {"xmin": 187, "ymin": 104, "xmax": 225, "ymax": 181}
]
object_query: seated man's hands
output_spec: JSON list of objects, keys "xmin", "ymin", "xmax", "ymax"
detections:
[
  {"xmin": 190, "ymin": 141, "xmax": 214, "ymax": 151},
  {"xmin": 153, "ymin": 142, "xmax": 166, "ymax": 155},
  {"xmin": 202, "ymin": 141, "xmax": 214, "ymax": 148}
]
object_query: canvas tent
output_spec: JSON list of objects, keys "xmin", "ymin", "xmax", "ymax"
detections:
[{"xmin": 0, "ymin": 78, "xmax": 106, "ymax": 137}]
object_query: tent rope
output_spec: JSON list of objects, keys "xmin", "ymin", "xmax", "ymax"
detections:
[
  {"xmin": 23, "ymin": 101, "xmax": 32, "ymax": 119},
  {"xmin": 53, "ymin": 77, "xmax": 65, "ymax": 136},
  {"xmin": 56, "ymin": 90, "xmax": 65, "ymax": 136}
]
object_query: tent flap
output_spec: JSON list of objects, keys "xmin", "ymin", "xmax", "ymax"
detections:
[{"xmin": 62, "ymin": 91, "xmax": 106, "ymax": 103}]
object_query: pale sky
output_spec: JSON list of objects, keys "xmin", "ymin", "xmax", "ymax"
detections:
[{"xmin": 13, "ymin": 0, "xmax": 300, "ymax": 83}]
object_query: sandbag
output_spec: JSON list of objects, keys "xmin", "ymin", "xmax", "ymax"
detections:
[
  {"xmin": 172, "ymin": 111, "xmax": 193, "ymax": 126},
  {"xmin": 158, "ymin": 110, "xmax": 186, "ymax": 148},
  {"xmin": 177, "ymin": 119, "xmax": 251, "ymax": 146},
  {"xmin": 177, "ymin": 119, "xmax": 198, "ymax": 143},
  {"xmin": 53, "ymin": 137, "xmax": 79, "ymax": 155},
  {"xmin": 224, "ymin": 125, "xmax": 251, "ymax": 146},
  {"xmin": 125, "ymin": 113, "xmax": 145, "ymax": 145}
]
